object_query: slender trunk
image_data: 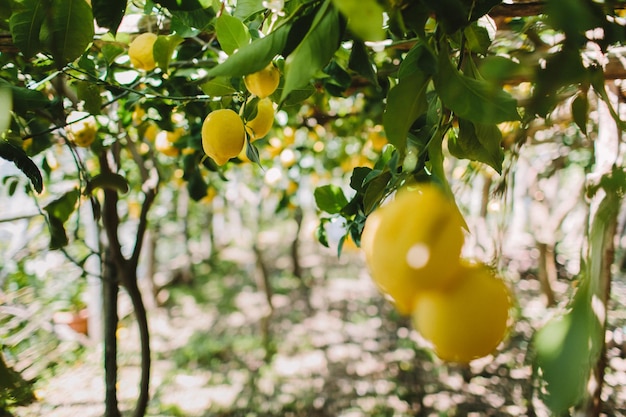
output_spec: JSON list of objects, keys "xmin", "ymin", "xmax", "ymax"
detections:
[
  {"xmin": 102, "ymin": 248, "xmax": 121, "ymax": 417},
  {"xmin": 99, "ymin": 146, "xmax": 157, "ymax": 417},
  {"xmin": 536, "ymin": 242, "xmax": 557, "ymax": 307},
  {"xmin": 124, "ymin": 274, "xmax": 151, "ymax": 417},
  {"xmin": 582, "ymin": 212, "xmax": 618, "ymax": 417},
  {"xmin": 291, "ymin": 206, "xmax": 303, "ymax": 280}
]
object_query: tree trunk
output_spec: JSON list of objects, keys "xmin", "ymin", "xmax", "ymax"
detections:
[
  {"xmin": 124, "ymin": 275, "xmax": 151, "ymax": 417},
  {"xmin": 536, "ymin": 242, "xmax": 557, "ymax": 307},
  {"xmin": 102, "ymin": 248, "xmax": 121, "ymax": 417}
]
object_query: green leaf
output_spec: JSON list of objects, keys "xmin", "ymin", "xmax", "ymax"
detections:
[
  {"xmin": 92, "ymin": 0, "xmax": 126, "ymax": 34},
  {"xmin": 0, "ymin": 140, "xmax": 43, "ymax": 192},
  {"xmin": 0, "ymin": 84, "xmax": 12, "ymax": 134},
  {"xmin": 75, "ymin": 80, "xmax": 101, "ymax": 115},
  {"xmin": 215, "ymin": 13, "xmax": 251, "ymax": 55},
  {"xmin": 464, "ymin": 21, "xmax": 491, "ymax": 55},
  {"xmin": 154, "ymin": 34, "xmax": 184, "ymax": 71},
  {"xmin": 314, "ymin": 184, "xmax": 349, "ymax": 214},
  {"xmin": 348, "ymin": 40, "xmax": 377, "ymax": 86},
  {"xmin": 478, "ymin": 55, "xmax": 530, "ymax": 84},
  {"xmin": 383, "ymin": 71, "xmax": 429, "ymax": 153},
  {"xmin": 572, "ymin": 92, "xmax": 589, "ymax": 136},
  {"xmin": 530, "ymin": 48, "xmax": 587, "ymax": 117},
  {"xmin": 204, "ymin": 21, "xmax": 291, "ymax": 78},
  {"xmin": 153, "ymin": 0, "xmax": 211, "ymax": 10},
  {"xmin": 448, "ymin": 119, "xmax": 504, "ymax": 173},
  {"xmin": 422, "ymin": 0, "xmax": 501, "ymax": 33},
  {"xmin": 280, "ymin": 1, "xmax": 341, "ymax": 102},
  {"xmin": 316, "ymin": 218, "xmax": 330, "ymax": 247},
  {"xmin": 363, "ymin": 171, "xmax": 391, "ymax": 214},
  {"xmin": 234, "ymin": 0, "xmax": 265, "ymax": 20},
  {"xmin": 244, "ymin": 138, "xmax": 261, "ymax": 166},
  {"xmin": 9, "ymin": 0, "xmax": 47, "ymax": 58},
  {"xmin": 186, "ymin": 169, "xmax": 208, "ymax": 201},
  {"xmin": 349, "ymin": 166, "xmax": 372, "ymax": 192},
  {"xmin": 323, "ymin": 60, "xmax": 352, "ymax": 96},
  {"xmin": 48, "ymin": 0, "xmax": 94, "ymax": 66},
  {"xmin": 435, "ymin": 50, "xmax": 520, "ymax": 124},
  {"xmin": 87, "ymin": 173, "xmax": 130, "ymax": 194},
  {"xmin": 44, "ymin": 188, "xmax": 79, "ymax": 222},
  {"xmin": 43, "ymin": 188, "xmax": 79, "ymax": 249},
  {"xmin": 200, "ymin": 76, "xmax": 237, "ymax": 97},
  {"xmin": 9, "ymin": 84, "xmax": 50, "ymax": 114},
  {"xmin": 545, "ymin": 0, "xmax": 605, "ymax": 44},
  {"xmin": 398, "ymin": 43, "xmax": 437, "ymax": 79},
  {"xmin": 101, "ymin": 43, "xmax": 125, "ymax": 63},
  {"xmin": 332, "ymin": 0, "xmax": 384, "ymax": 41},
  {"xmin": 170, "ymin": 7, "xmax": 216, "ymax": 35}
]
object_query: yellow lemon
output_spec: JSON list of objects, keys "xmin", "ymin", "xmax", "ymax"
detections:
[
  {"xmin": 129, "ymin": 33, "xmax": 158, "ymax": 71},
  {"xmin": 361, "ymin": 183, "xmax": 465, "ymax": 315},
  {"xmin": 155, "ymin": 130, "xmax": 180, "ymax": 157},
  {"xmin": 142, "ymin": 122, "xmax": 158, "ymax": 142},
  {"xmin": 201, "ymin": 109, "xmax": 245, "ymax": 166},
  {"xmin": 245, "ymin": 98, "xmax": 275, "ymax": 141},
  {"xmin": 412, "ymin": 263, "xmax": 512, "ymax": 364},
  {"xmin": 132, "ymin": 105, "xmax": 146, "ymax": 126},
  {"xmin": 66, "ymin": 111, "xmax": 97, "ymax": 147},
  {"xmin": 367, "ymin": 126, "xmax": 388, "ymax": 152},
  {"xmin": 244, "ymin": 64, "xmax": 280, "ymax": 98}
]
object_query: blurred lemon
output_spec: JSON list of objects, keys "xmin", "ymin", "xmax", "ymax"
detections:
[
  {"xmin": 66, "ymin": 111, "xmax": 97, "ymax": 147},
  {"xmin": 412, "ymin": 263, "xmax": 512, "ymax": 363},
  {"xmin": 129, "ymin": 33, "xmax": 158, "ymax": 71},
  {"xmin": 361, "ymin": 184, "xmax": 465, "ymax": 314}
]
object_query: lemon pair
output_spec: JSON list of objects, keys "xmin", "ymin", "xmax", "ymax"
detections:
[
  {"xmin": 201, "ymin": 64, "xmax": 280, "ymax": 165},
  {"xmin": 361, "ymin": 184, "xmax": 512, "ymax": 363}
]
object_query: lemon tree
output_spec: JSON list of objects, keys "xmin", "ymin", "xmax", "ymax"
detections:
[{"xmin": 1, "ymin": 0, "xmax": 626, "ymax": 416}]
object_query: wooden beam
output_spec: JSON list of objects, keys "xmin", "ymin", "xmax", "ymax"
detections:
[{"xmin": 490, "ymin": 1, "xmax": 545, "ymax": 17}]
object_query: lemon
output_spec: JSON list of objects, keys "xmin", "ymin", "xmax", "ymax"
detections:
[
  {"xmin": 129, "ymin": 33, "xmax": 158, "ymax": 71},
  {"xmin": 367, "ymin": 126, "xmax": 388, "ymax": 152},
  {"xmin": 201, "ymin": 109, "xmax": 245, "ymax": 166},
  {"xmin": 245, "ymin": 98, "xmax": 275, "ymax": 141},
  {"xmin": 412, "ymin": 263, "xmax": 512, "ymax": 363},
  {"xmin": 132, "ymin": 105, "xmax": 146, "ymax": 126},
  {"xmin": 361, "ymin": 183, "xmax": 465, "ymax": 315},
  {"xmin": 142, "ymin": 123, "xmax": 158, "ymax": 142},
  {"xmin": 244, "ymin": 64, "xmax": 280, "ymax": 98},
  {"xmin": 155, "ymin": 130, "xmax": 181, "ymax": 157},
  {"xmin": 66, "ymin": 111, "xmax": 97, "ymax": 147}
]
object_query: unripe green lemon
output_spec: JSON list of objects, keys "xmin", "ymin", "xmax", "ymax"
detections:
[
  {"xmin": 201, "ymin": 109, "xmax": 245, "ymax": 166},
  {"xmin": 129, "ymin": 33, "xmax": 158, "ymax": 71},
  {"xmin": 361, "ymin": 184, "xmax": 465, "ymax": 315},
  {"xmin": 412, "ymin": 263, "xmax": 512, "ymax": 364},
  {"xmin": 244, "ymin": 64, "xmax": 280, "ymax": 98}
]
